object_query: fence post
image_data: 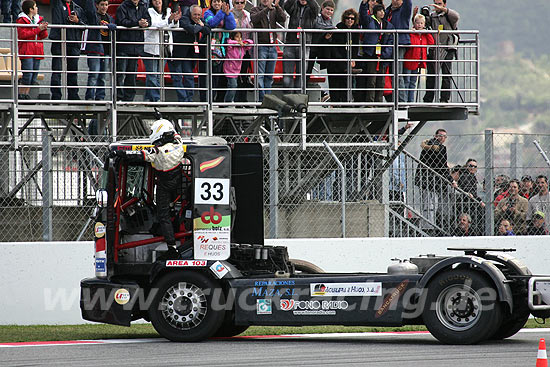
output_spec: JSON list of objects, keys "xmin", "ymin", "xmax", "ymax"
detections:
[
  {"xmin": 42, "ymin": 132, "xmax": 53, "ymax": 241},
  {"xmin": 382, "ymin": 155, "xmax": 390, "ymax": 237},
  {"xmin": 484, "ymin": 129, "xmax": 494, "ymax": 236},
  {"xmin": 323, "ymin": 141, "xmax": 346, "ymax": 238},
  {"xmin": 269, "ymin": 130, "xmax": 279, "ymax": 238},
  {"xmin": 510, "ymin": 138, "xmax": 518, "ymax": 180}
]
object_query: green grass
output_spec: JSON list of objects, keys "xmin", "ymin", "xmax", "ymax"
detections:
[{"xmin": 0, "ymin": 320, "xmax": 546, "ymax": 343}]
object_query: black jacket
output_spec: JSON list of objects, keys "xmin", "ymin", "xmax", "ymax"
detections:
[
  {"xmin": 415, "ymin": 138, "xmax": 450, "ymax": 190},
  {"xmin": 81, "ymin": 0, "xmax": 115, "ymax": 55},
  {"xmin": 458, "ymin": 170, "xmax": 478, "ymax": 197},
  {"xmin": 115, "ymin": 0, "xmax": 151, "ymax": 55},
  {"xmin": 172, "ymin": 14, "xmax": 211, "ymax": 59},
  {"xmin": 282, "ymin": 0, "xmax": 318, "ymax": 44},
  {"xmin": 327, "ymin": 22, "xmax": 360, "ymax": 73},
  {"xmin": 49, "ymin": 0, "xmax": 87, "ymax": 46}
]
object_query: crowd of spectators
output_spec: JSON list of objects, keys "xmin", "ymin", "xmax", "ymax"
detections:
[
  {"xmin": 10, "ymin": 0, "xmax": 462, "ymax": 103},
  {"xmin": 412, "ymin": 128, "xmax": 550, "ymax": 237}
]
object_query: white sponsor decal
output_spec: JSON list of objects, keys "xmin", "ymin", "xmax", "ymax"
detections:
[
  {"xmin": 165, "ymin": 260, "xmax": 207, "ymax": 267},
  {"xmin": 194, "ymin": 178, "xmax": 230, "ymax": 205},
  {"xmin": 279, "ymin": 299, "xmax": 348, "ymax": 316},
  {"xmin": 310, "ymin": 282, "xmax": 382, "ymax": 297},
  {"xmin": 210, "ymin": 261, "xmax": 229, "ymax": 279},
  {"xmin": 194, "ymin": 228, "xmax": 230, "ymax": 260}
]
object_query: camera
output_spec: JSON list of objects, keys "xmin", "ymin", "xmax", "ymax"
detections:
[{"xmin": 420, "ymin": 6, "xmax": 430, "ymax": 17}]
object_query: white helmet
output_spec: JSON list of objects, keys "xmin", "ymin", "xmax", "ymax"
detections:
[{"xmin": 149, "ymin": 119, "xmax": 175, "ymax": 144}]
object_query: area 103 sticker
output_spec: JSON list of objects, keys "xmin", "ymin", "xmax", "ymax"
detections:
[{"xmin": 194, "ymin": 178, "xmax": 230, "ymax": 205}]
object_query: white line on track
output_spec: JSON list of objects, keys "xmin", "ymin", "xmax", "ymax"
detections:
[{"xmin": 1, "ymin": 329, "xmax": 549, "ymax": 348}]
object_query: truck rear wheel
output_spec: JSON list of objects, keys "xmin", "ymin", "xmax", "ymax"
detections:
[
  {"xmin": 422, "ymin": 269, "xmax": 502, "ymax": 344},
  {"xmin": 149, "ymin": 271, "xmax": 225, "ymax": 342},
  {"xmin": 490, "ymin": 310, "xmax": 529, "ymax": 340}
]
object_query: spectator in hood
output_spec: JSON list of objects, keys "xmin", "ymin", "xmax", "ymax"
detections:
[{"xmin": 525, "ymin": 211, "xmax": 548, "ymax": 236}]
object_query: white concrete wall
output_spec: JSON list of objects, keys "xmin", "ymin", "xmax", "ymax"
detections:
[{"xmin": 1, "ymin": 237, "xmax": 549, "ymax": 325}]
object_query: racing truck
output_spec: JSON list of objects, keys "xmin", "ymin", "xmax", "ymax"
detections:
[{"xmin": 81, "ymin": 137, "xmax": 550, "ymax": 344}]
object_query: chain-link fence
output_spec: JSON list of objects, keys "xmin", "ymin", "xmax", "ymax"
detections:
[{"xmin": 1, "ymin": 131, "xmax": 550, "ymax": 241}]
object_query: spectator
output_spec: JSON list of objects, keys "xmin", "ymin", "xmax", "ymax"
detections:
[
  {"xmin": 527, "ymin": 175, "xmax": 550, "ymax": 228},
  {"xmin": 418, "ymin": 0, "xmax": 459, "ymax": 103},
  {"xmin": 493, "ymin": 174, "xmax": 510, "ymax": 206},
  {"xmin": 384, "ymin": 0, "xmax": 412, "ymax": 103},
  {"xmin": 403, "ymin": 13, "xmax": 433, "ymax": 102},
  {"xmin": 520, "ymin": 175, "xmax": 535, "ymax": 199},
  {"xmin": 457, "ymin": 158, "xmax": 478, "ymax": 197},
  {"xmin": 438, "ymin": 163, "xmax": 460, "ymax": 231},
  {"xmin": 250, "ymin": 0, "xmax": 286, "ymax": 101},
  {"xmin": 115, "ymin": 0, "xmax": 151, "ymax": 101},
  {"xmin": 355, "ymin": 0, "xmax": 382, "ymax": 103},
  {"xmin": 16, "ymin": 0, "xmax": 48, "ymax": 100},
  {"xmin": 223, "ymin": 31, "xmax": 253, "ymax": 103},
  {"xmin": 525, "ymin": 211, "xmax": 548, "ymax": 236},
  {"xmin": 495, "ymin": 179, "xmax": 528, "ymax": 235},
  {"xmin": 143, "ymin": 0, "xmax": 180, "ymax": 102},
  {"xmin": 306, "ymin": 0, "xmax": 334, "ymax": 102},
  {"xmin": 81, "ymin": 0, "xmax": 115, "ymax": 101},
  {"xmin": 326, "ymin": 8, "xmax": 359, "ymax": 103},
  {"xmin": 204, "ymin": 0, "xmax": 236, "ymax": 102},
  {"xmin": 362, "ymin": 4, "xmax": 394, "ymax": 103},
  {"xmin": 389, "ymin": 142, "xmax": 406, "ymax": 203},
  {"xmin": 2, "ymin": 0, "xmax": 21, "ymax": 23},
  {"xmin": 230, "ymin": 0, "xmax": 253, "ymax": 102},
  {"xmin": 414, "ymin": 128, "xmax": 451, "ymax": 230},
  {"xmin": 452, "ymin": 213, "xmax": 473, "ymax": 237},
  {"xmin": 497, "ymin": 219, "xmax": 515, "ymax": 236},
  {"xmin": 281, "ymin": 0, "xmax": 318, "ymax": 94},
  {"xmin": 171, "ymin": 4, "xmax": 210, "ymax": 102},
  {"xmin": 49, "ymin": 0, "xmax": 87, "ymax": 100}
]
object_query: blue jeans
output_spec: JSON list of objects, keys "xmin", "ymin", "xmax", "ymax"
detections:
[
  {"xmin": 116, "ymin": 52, "xmax": 138, "ymax": 101},
  {"xmin": 86, "ymin": 55, "xmax": 109, "ymax": 100},
  {"xmin": 51, "ymin": 43, "xmax": 80, "ymax": 100},
  {"xmin": 20, "ymin": 58, "xmax": 41, "ymax": 86},
  {"xmin": 143, "ymin": 53, "xmax": 161, "ymax": 102},
  {"xmin": 257, "ymin": 45, "xmax": 277, "ymax": 101},
  {"xmin": 169, "ymin": 59, "xmax": 195, "ymax": 102},
  {"xmin": 224, "ymin": 77, "xmax": 238, "ymax": 102},
  {"xmin": 397, "ymin": 47, "xmax": 407, "ymax": 102},
  {"xmin": 1, "ymin": 0, "xmax": 20, "ymax": 23},
  {"xmin": 403, "ymin": 68, "xmax": 419, "ymax": 102}
]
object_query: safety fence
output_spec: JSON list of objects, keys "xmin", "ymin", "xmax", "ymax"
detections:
[
  {"xmin": 1, "ymin": 131, "xmax": 549, "ymax": 241},
  {"xmin": 1, "ymin": 23, "xmax": 478, "ymax": 110}
]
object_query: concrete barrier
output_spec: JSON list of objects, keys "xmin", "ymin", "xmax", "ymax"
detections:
[{"xmin": 1, "ymin": 237, "xmax": 548, "ymax": 325}]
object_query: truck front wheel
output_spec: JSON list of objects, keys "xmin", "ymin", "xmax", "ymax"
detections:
[
  {"xmin": 149, "ymin": 271, "xmax": 225, "ymax": 342},
  {"xmin": 422, "ymin": 269, "xmax": 503, "ymax": 344}
]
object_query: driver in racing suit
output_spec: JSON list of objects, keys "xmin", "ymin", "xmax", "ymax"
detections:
[{"xmin": 116, "ymin": 119, "xmax": 184, "ymax": 259}]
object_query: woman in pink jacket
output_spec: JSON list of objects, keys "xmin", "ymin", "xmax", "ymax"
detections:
[
  {"xmin": 403, "ymin": 13, "xmax": 433, "ymax": 103},
  {"xmin": 16, "ymin": 0, "xmax": 48, "ymax": 100},
  {"xmin": 223, "ymin": 31, "xmax": 252, "ymax": 103}
]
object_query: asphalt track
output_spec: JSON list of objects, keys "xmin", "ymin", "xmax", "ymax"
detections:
[{"xmin": 2, "ymin": 329, "xmax": 549, "ymax": 366}]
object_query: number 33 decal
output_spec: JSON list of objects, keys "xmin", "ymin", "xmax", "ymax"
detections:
[{"xmin": 194, "ymin": 178, "xmax": 230, "ymax": 205}]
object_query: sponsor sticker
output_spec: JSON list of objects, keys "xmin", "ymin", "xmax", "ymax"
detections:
[
  {"xmin": 94, "ymin": 222, "xmax": 106, "ymax": 238},
  {"xmin": 279, "ymin": 299, "xmax": 348, "ymax": 316},
  {"xmin": 95, "ymin": 257, "xmax": 106, "ymax": 272},
  {"xmin": 310, "ymin": 282, "xmax": 382, "ymax": 297},
  {"xmin": 194, "ymin": 228, "xmax": 230, "ymax": 260},
  {"xmin": 210, "ymin": 261, "xmax": 229, "ymax": 279},
  {"xmin": 256, "ymin": 299, "xmax": 272, "ymax": 315},
  {"xmin": 114, "ymin": 289, "xmax": 130, "ymax": 305},
  {"xmin": 165, "ymin": 260, "xmax": 207, "ymax": 267},
  {"xmin": 375, "ymin": 279, "xmax": 409, "ymax": 318}
]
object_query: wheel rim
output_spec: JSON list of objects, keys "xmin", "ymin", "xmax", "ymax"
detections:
[
  {"xmin": 160, "ymin": 282, "xmax": 207, "ymax": 330},
  {"xmin": 435, "ymin": 284, "xmax": 482, "ymax": 332}
]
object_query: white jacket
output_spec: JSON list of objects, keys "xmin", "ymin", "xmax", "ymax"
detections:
[{"xmin": 144, "ymin": 7, "xmax": 177, "ymax": 56}]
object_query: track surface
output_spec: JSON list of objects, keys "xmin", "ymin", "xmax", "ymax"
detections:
[{"xmin": 2, "ymin": 329, "xmax": 549, "ymax": 366}]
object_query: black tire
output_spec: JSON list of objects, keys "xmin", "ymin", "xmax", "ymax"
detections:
[
  {"xmin": 490, "ymin": 310, "xmax": 529, "ymax": 340},
  {"xmin": 149, "ymin": 271, "xmax": 226, "ymax": 342},
  {"xmin": 422, "ymin": 269, "xmax": 503, "ymax": 344},
  {"xmin": 290, "ymin": 259, "xmax": 325, "ymax": 274}
]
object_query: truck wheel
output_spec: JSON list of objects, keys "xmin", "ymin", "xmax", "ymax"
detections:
[
  {"xmin": 149, "ymin": 271, "xmax": 225, "ymax": 342},
  {"xmin": 290, "ymin": 259, "xmax": 324, "ymax": 274},
  {"xmin": 490, "ymin": 311, "xmax": 529, "ymax": 340},
  {"xmin": 422, "ymin": 269, "xmax": 503, "ymax": 344}
]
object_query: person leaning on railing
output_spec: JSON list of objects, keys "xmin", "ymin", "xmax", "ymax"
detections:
[
  {"xmin": 306, "ymin": 0, "xmax": 333, "ymax": 102},
  {"xmin": 81, "ymin": 0, "xmax": 116, "ymax": 101},
  {"xmin": 49, "ymin": 0, "xmax": 87, "ymax": 100},
  {"xmin": 115, "ymin": 0, "xmax": 151, "ymax": 102},
  {"xmin": 16, "ymin": 0, "xmax": 48, "ymax": 100},
  {"xmin": 143, "ymin": 0, "xmax": 181, "ymax": 102},
  {"xmin": 326, "ymin": 8, "xmax": 359, "ymax": 103}
]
